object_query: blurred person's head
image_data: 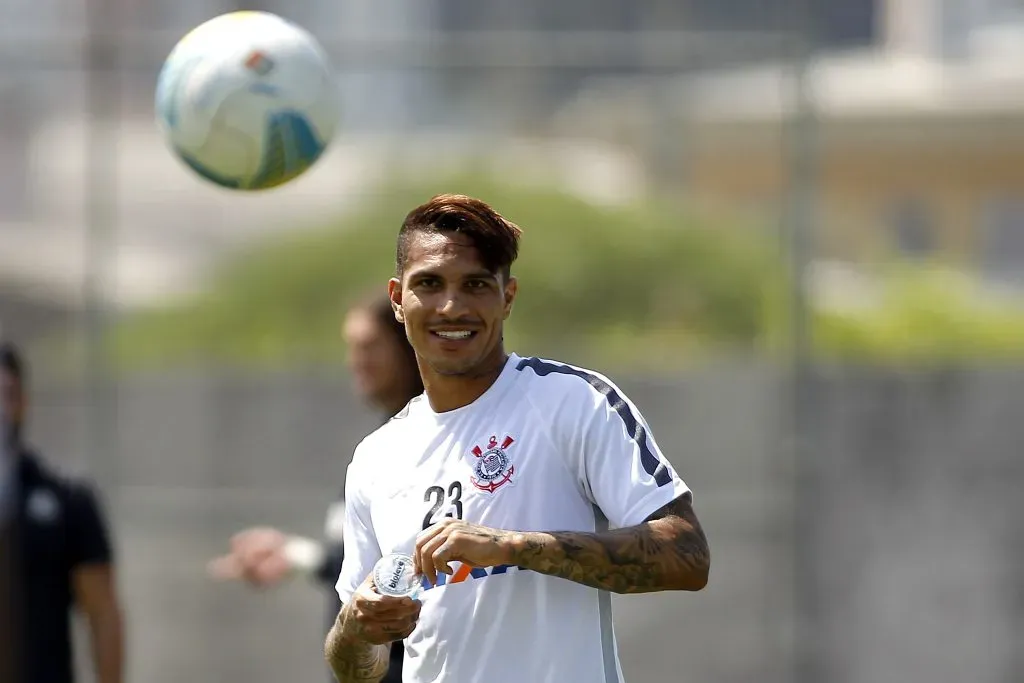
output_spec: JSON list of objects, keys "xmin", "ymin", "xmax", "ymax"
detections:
[
  {"xmin": 0, "ymin": 341, "xmax": 26, "ymax": 449},
  {"xmin": 342, "ymin": 294, "xmax": 423, "ymax": 416},
  {"xmin": 389, "ymin": 194, "xmax": 521, "ymax": 380}
]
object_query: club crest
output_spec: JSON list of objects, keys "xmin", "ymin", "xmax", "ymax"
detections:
[{"xmin": 470, "ymin": 435, "xmax": 515, "ymax": 493}]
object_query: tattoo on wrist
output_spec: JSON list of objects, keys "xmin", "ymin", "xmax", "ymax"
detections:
[
  {"xmin": 325, "ymin": 609, "xmax": 388, "ymax": 682},
  {"xmin": 327, "ymin": 645, "xmax": 387, "ymax": 682}
]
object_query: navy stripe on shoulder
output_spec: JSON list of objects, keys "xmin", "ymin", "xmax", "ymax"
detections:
[{"xmin": 515, "ymin": 356, "xmax": 672, "ymax": 487}]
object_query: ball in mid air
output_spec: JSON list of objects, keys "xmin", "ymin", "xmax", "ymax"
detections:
[{"xmin": 155, "ymin": 11, "xmax": 338, "ymax": 191}]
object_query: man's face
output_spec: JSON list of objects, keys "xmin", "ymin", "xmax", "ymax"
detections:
[
  {"xmin": 389, "ymin": 231, "xmax": 516, "ymax": 377},
  {"xmin": 342, "ymin": 309, "xmax": 408, "ymax": 410},
  {"xmin": 1, "ymin": 369, "xmax": 24, "ymax": 443}
]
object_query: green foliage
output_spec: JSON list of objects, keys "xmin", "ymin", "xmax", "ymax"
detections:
[
  {"xmin": 114, "ymin": 176, "xmax": 779, "ymax": 369},
  {"xmin": 114, "ymin": 176, "xmax": 1024, "ymax": 370},
  {"xmin": 814, "ymin": 267, "xmax": 1024, "ymax": 363}
]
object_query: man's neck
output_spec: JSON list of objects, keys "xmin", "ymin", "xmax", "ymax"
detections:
[{"xmin": 421, "ymin": 350, "xmax": 509, "ymax": 414}]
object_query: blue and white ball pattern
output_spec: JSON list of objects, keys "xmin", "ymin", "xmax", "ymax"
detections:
[{"xmin": 156, "ymin": 12, "xmax": 338, "ymax": 191}]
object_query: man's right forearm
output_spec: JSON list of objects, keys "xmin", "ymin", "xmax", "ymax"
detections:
[{"xmin": 324, "ymin": 607, "xmax": 389, "ymax": 683}]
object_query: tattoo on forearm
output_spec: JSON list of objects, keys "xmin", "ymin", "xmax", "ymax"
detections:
[
  {"xmin": 510, "ymin": 494, "xmax": 710, "ymax": 594},
  {"xmin": 324, "ymin": 610, "xmax": 389, "ymax": 683}
]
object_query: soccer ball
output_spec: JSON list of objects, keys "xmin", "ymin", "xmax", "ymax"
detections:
[{"xmin": 155, "ymin": 11, "xmax": 338, "ymax": 191}]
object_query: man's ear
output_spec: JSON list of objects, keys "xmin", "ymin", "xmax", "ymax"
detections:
[
  {"xmin": 503, "ymin": 276, "xmax": 518, "ymax": 320},
  {"xmin": 388, "ymin": 278, "xmax": 404, "ymax": 322}
]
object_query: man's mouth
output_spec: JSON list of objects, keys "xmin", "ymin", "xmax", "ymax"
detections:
[{"xmin": 431, "ymin": 330, "xmax": 477, "ymax": 340}]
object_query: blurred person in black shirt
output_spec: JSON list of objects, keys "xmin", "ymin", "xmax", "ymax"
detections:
[
  {"xmin": 209, "ymin": 295, "xmax": 423, "ymax": 683},
  {"xmin": 0, "ymin": 341, "xmax": 124, "ymax": 683}
]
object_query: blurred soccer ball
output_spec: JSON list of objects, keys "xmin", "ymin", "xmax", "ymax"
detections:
[{"xmin": 155, "ymin": 11, "xmax": 338, "ymax": 191}]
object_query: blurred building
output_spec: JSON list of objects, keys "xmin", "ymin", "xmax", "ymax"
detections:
[
  {"xmin": 676, "ymin": 0, "xmax": 1024, "ymax": 284},
  {"xmin": 434, "ymin": 0, "xmax": 876, "ymax": 48}
]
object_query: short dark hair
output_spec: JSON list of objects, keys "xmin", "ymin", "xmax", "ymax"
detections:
[
  {"xmin": 0, "ymin": 341, "xmax": 24, "ymax": 384},
  {"xmin": 396, "ymin": 194, "xmax": 523, "ymax": 279}
]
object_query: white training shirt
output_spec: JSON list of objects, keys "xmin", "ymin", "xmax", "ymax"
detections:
[{"xmin": 336, "ymin": 353, "xmax": 690, "ymax": 683}]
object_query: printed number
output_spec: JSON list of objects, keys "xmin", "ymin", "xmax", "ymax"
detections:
[
  {"xmin": 447, "ymin": 481, "xmax": 464, "ymax": 521},
  {"xmin": 422, "ymin": 481, "xmax": 463, "ymax": 530},
  {"xmin": 422, "ymin": 487, "xmax": 444, "ymax": 530}
]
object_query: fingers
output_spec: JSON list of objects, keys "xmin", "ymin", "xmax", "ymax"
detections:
[
  {"xmin": 361, "ymin": 619, "xmax": 418, "ymax": 645},
  {"xmin": 351, "ymin": 582, "xmax": 422, "ymax": 644},
  {"xmin": 413, "ymin": 521, "xmax": 453, "ymax": 577},
  {"xmin": 378, "ymin": 620, "xmax": 418, "ymax": 642},
  {"xmin": 355, "ymin": 578, "xmax": 418, "ymax": 612},
  {"xmin": 249, "ymin": 553, "xmax": 292, "ymax": 586},
  {"xmin": 390, "ymin": 625, "xmax": 417, "ymax": 642},
  {"xmin": 359, "ymin": 599, "xmax": 420, "ymax": 620},
  {"xmin": 235, "ymin": 533, "xmax": 285, "ymax": 569},
  {"xmin": 207, "ymin": 545, "xmax": 291, "ymax": 587},
  {"xmin": 418, "ymin": 532, "xmax": 458, "ymax": 587},
  {"xmin": 207, "ymin": 554, "xmax": 243, "ymax": 581},
  {"xmin": 371, "ymin": 601, "xmax": 421, "ymax": 625},
  {"xmin": 356, "ymin": 592, "xmax": 420, "ymax": 618},
  {"xmin": 415, "ymin": 519, "xmax": 463, "ymax": 585},
  {"xmin": 210, "ymin": 527, "xmax": 288, "ymax": 584},
  {"xmin": 229, "ymin": 527, "xmax": 283, "ymax": 552}
]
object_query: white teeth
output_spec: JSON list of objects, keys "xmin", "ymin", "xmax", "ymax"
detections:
[{"xmin": 436, "ymin": 331, "xmax": 472, "ymax": 340}]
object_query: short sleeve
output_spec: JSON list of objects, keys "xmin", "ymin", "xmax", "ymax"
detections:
[
  {"xmin": 335, "ymin": 459, "xmax": 381, "ymax": 605},
  {"xmin": 572, "ymin": 374, "xmax": 690, "ymax": 529},
  {"xmin": 66, "ymin": 482, "xmax": 113, "ymax": 567}
]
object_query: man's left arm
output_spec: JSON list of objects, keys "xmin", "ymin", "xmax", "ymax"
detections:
[
  {"xmin": 507, "ymin": 491, "xmax": 708, "ymax": 594},
  {"xmin": 415, "ymin": 493, "xmax": 708, "ymax": 595},
  {"xmin": 68, "ymin": 483, "xmax": 124, "ymax": 683}
]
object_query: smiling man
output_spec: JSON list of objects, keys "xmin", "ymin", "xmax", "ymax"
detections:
[{"xmin": 325, "ymin": 194, "xmax": 710, "ymax": 683}]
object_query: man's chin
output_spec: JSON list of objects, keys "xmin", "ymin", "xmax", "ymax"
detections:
[{"xmin": 426, "ymin": 357, "xmax": 480, "ymax": 377}]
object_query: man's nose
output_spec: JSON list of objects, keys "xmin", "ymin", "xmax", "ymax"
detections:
[{"xmin": 437, "ymin": 288, "xmax": 469, "ymax": 319}]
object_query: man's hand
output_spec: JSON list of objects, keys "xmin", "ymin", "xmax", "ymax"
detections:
[
  {"xmin": 208, "ymin": 527, "xmax": 296, "ymax": 587},
  {"xmin": 326, "ymin": 573, "xmax": 417, "ymax": 682},
  {"xmin": 414, "ymin": 518, "xmax": 515, "ymax": 586},
  {"xmin": 344, "ymin": 573, "xmax": 422, "ymax": 645}
]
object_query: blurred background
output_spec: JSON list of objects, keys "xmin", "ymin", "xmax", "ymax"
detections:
[{"xmin": 2, "ymin": 0, "xmax": 1024, "ymax": 681}]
